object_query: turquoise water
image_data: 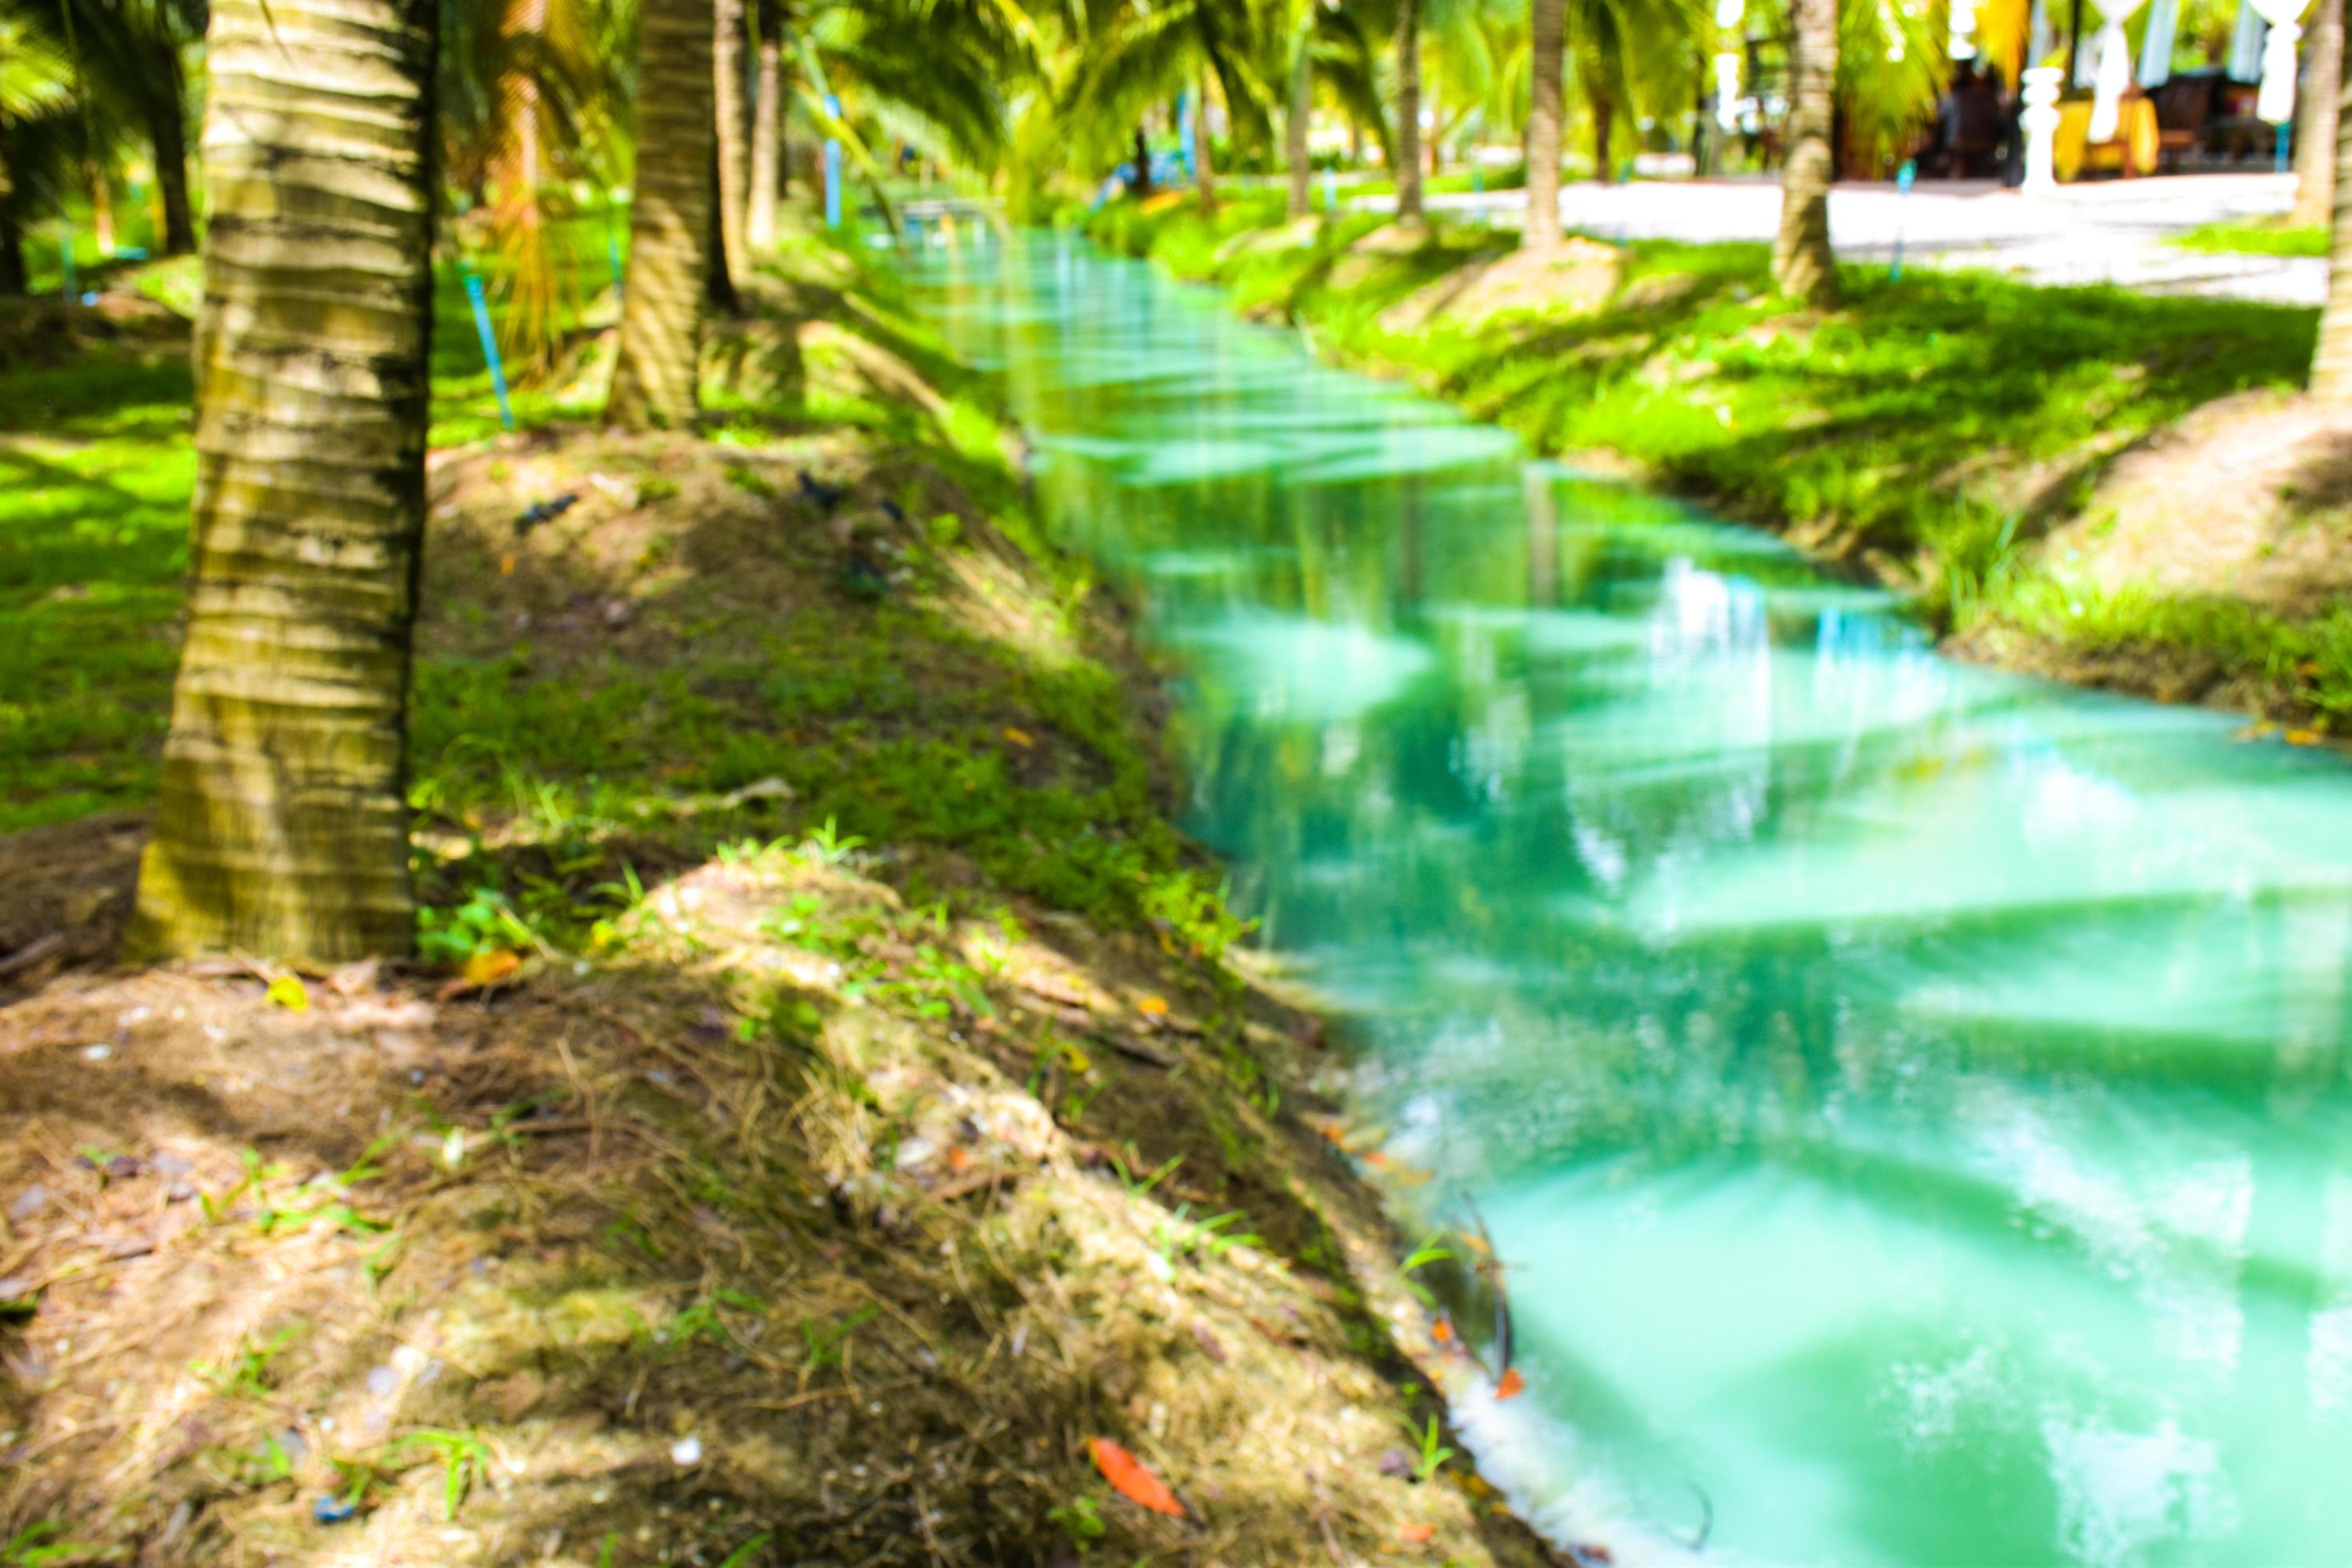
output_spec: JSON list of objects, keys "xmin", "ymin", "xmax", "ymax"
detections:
[{"xmin": 909, "ymin": 233, "xmax": 2352, "ymax": 1567}]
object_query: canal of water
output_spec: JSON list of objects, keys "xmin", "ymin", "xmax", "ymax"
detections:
[{"xmin": 908, "ymin": 230, "xmax": 2352, "ymax": 1567}]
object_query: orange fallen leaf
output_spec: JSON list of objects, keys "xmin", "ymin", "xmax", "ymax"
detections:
[
  {"xmin": 1002, "ymin": 726, "xmax": 1036, "ymax": 748},
  {"xmin": 1494, "ymin": 1367, "xmax": 1526, "ymax": 1401},
  {"xmin": 1088, "ymin": 1437, "xmax": 1185, "ymax": 1518},
  {"xmin": 2287, "ymin": 729, "xmax": 2324, "ymax": 746},
  {"xmin": 1431, "ymin": 1317, "xmax": 1454, "ymax": 1343},
  {"xmin": 1398, "ymin": 1522, "xmax": 1436, "ymax": 1545},
  {"xmin": 945, "ymin": 1146, "xmax": 973, "ymax": 1174},
  {"xmin": 498, "ymin": 553, "xmax": 517, "ymax": 575},
  {"xmin": 1358, "ymin": 1150, "xmax": 1393, "ymax": 1170},
  {"xmin": 1137, "ymin": 995, "xmax": 1169, "ymax": 1018}
]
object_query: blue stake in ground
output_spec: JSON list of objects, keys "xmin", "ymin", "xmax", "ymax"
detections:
[
  {"xmin": 824, "ymin": 93, "xmax": 844, "ymax": 229},
  {"xmin": 1890, "ymin": 158, "xmax": 1916, "ymax": 280},
  {"xmin": 461, "ymin": 264, "xmax": 516, "ymax": 432},
  {"xmin": 603, "ymin": 196, "xmax": 626, "ymax": 298}
]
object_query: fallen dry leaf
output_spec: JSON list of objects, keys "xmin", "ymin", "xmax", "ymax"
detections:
[
  {"xmin": 1398, "ymin": 1521, "xmax": 1436, "ymax": 1545},
  {"xmin": 1088, "ymin": 1436, "xmax": 1185, "ymax": 1518},
  {"xmin": 265, "ymin": 974, "xmax": 309, "ymax": 1013},
  {"xmin": 1136, "ymin": 995, "xmax": 1169, "ymax": 1018},
  {"xmin": 1431, "ymin": 1318, "xmax": 1453, "ymax": 1344},
  {"xmin": 1494, "ymin": 1367, "xmax": 1526, "ymax": 1401},
  {"xmin": 1002, "ymin": 726, "xmax": 1035, "ymax": 747}
]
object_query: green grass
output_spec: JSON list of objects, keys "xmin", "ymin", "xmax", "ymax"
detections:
[
  {"xmin": 1342, "ymin": 163, "xmax": 1529, "ymax": 198},
  {"xmin": 2170, "ymin": 215, "xmax": 2329, "ymax": 258},
  {"xmin": 1079, "ymin": 196, "xmax": 2346, "ymax": 722},
  {"xmin": 0, "ymin": 207, "xmax": 1245, "ymax": 968},
  {"xmin": 0, "ymin": 339, "xmax": 196, "ymax": 831}
]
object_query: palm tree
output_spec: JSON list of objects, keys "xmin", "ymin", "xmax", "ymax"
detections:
[
  {"xmin": 130, "ymin": 0, "xmax": 441, "ymax": 963},
  {"xmin": 1057, "ymin": 0, "xmax": 1276, "ymax": 207},
  {"xmin": 0, "ymin": 10, "xmax": 72, "ymax": 293},
  {"xmin": 1396, "ymin": 0, "xmax": 1423, "ymax": 222},
  {"xmin": 2296, "ymin": 0, "xmax": 2342, "ymax": 230},
  {"xmin": 609, "ymin": 0, "xmax": 715, "ymax": 429},
  {"xmin": 440, "ymin": 0, "xmax": 629, "ymax": 372},
  {"xmin": 747, "ymin": 0, "xmax": 784, "ymax": 247},
  {"xmin": 1286, "ymin": 11, "xmax": 1313, "ymax": 218},
  {"xmin": 714, "ymin": 0, "xmax": 753, "ymax": 278},
  {"xmin": 50, "ymin": 0, "xmax": 206, "ymax": 256},
  {"xmin": 1523, "ymin": 0, "xmax": 1562, "ymax": 253},
  {"xmin": 1772, "ymin": 0, "xmax": 1837, "ymax": 306},
  {"xmin": 138, "ymin": 3, "xmax": 198, "ymax": 254},
  {"xmin": 2313, "ymin": 30, "xmax": 2352, "ymax": 398}
]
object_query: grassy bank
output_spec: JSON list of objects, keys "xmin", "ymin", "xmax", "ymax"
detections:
[
  {"xmin": 0, "ymin": 230, "xmax": 1560, "ymax": 1564},
  {"xmin": 1080, "ymin": 191, "xmax": 2352, "ymax": 730},
  {"xmin": 2172, "ymin": 215, "xmax": 2328, "ymax": 258}
]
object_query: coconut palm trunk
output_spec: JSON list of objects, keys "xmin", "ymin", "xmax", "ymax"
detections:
[
  {"xmin": 2311, "ymin": 30, "xmax": 2352, "ymax": 398},
  {"xmin": 609, "ymin": 0, "xmax": 716, "ymax": 428},
  {"xmin": 747, "ymin": 0, "xmax": 783, "ymax": 248},
  {"xmin": 130, "ymin": 0, "xmax": 439, "ymax": 964},
  {"xmin": 1286, "ymin": 30, "xmax": 1313, "ymax": 219},
  {"xmin": 1395, "ymin": 0, "xmax": 1424, "ymax": 223},
  {"xmin": 1771, "ymin": 0, "xmax": 1838, "ymax": 306},
  {"xmin": 714, "ymin": 0, "xmax": 752, "ymax": 280},
  {"xmin": 1592, "ymin": 81, "xmax": 1614, "ymax": 184},
  {"xmin": 2297, "ymin": 0, "xmax": 2344, "ymax": 230},
  {"xmin": 1196, "ymin": 69, "xmax": 1218, "ymax": 212},
  {"xmin": 0, "ymin": 126, "xmax": 23, "ymax": 295},
  {"xmin": 147, "ymin": 41, "xmax": 196, "ymax": 256},
  {"xmin": 1524, "ymin": 0, "xmax": 1564, "ymax": 255}
]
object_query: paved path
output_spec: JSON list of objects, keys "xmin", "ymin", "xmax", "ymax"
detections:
[{"xmin": 1380, "ymin": 171, "xmax": 2321, "ymax": 305}]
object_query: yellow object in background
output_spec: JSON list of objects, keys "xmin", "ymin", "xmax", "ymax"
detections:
[{"xmin": 2054, "ymin": 98, "xmax": 2162, "ymax": 181}]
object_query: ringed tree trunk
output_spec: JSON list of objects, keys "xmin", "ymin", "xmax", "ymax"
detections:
[
  {"xmin": 0, "ymin": 122, "xmax": 25, "ymax": 295},
  {"xmin": 88, "ymin": 162, "xmax": 115, "ymax": 256},
  {"xmin": 714, "ymin": 0, "xmax": 752, "ymax": 281},
  {"xmin": 2296, "ymin": 0, "xmax": 2344, "ymax": 230},
  {"xmin": 1592, "ymin": 81, "xmax": 1615, "ymax": 184},
  {"xmin": 609, "ymin": 0, "xmax": 717, "ymax": 428},
  {"xmin": 2311, "ymin": 20, "xmax": 2352, "ymax": 398},
  {"xmin": 149, "ymin": 39, "xmax": 197, "ymax": 255},
  {"xmin": 1395, "ymin": 0, "xmax": 1424, "ymax": 223},
  {"xmin": 1772, "ymin": 0, "xmax": 1838, "ymax": 306},
  {"xmin": 1196, "ymin": 69, "xmax": 1218, "ymax": 213},
  {"xmin": 1286, "ymin": 32, "xmax": 1313, "ymax": 219},
  {"xmin": 747, "ymin": 0, "xmax": 783, "ymax": 248},
  {"xmin": 1524, "ymin": 0, "xmax": 1565, "ymax": 255},
  {"xmin": 706, "ymin": 142, "xmax": 737, "ymax": 310},
  {"xmin": 130, "ymin": 0, "xmax": 440, "ymax": 965}
]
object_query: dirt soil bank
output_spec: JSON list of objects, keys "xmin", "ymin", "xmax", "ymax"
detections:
[{"xmin": 1, "ymin": 250, "xmax": 1574, "ymax": 1565}]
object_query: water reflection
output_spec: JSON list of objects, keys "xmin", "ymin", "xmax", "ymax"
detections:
[{"xmin": 910, "ymin": 234, "xmax": 2352, "ymax": 1567}]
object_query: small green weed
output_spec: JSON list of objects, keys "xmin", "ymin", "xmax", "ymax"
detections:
[
  {"xmin": 1400, "ymin": 1412, "xmax": 1454, "ymax": 1482},
  {"xmin": 192, "ymin": 1322, "xmax": 302, "ymax": 1399},
  {"xmin": 798, "ymin": 1306, "xmax": 879, "ymax": 1379},
  {"xmin": 394, "ymin": 1428, "xmax": 494, "ymax": 1521}
]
